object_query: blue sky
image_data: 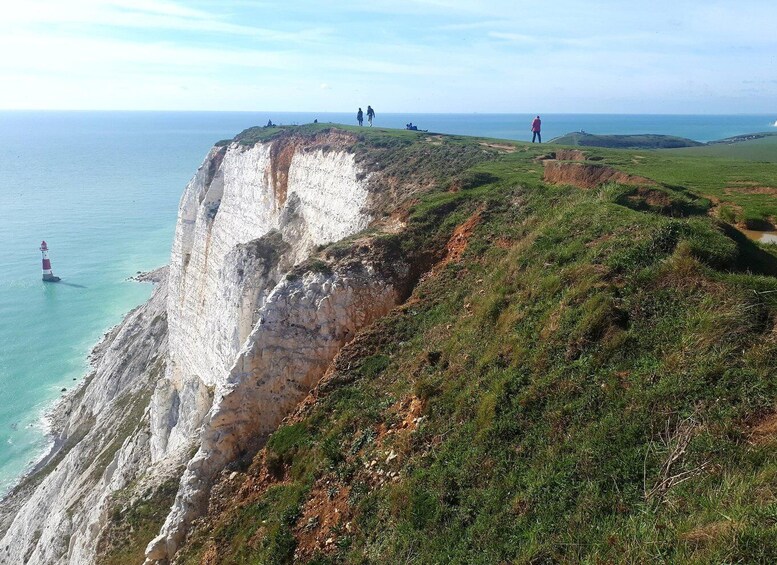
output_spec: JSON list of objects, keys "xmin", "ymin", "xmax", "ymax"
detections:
[{"xmin": 0, "ymin": 0, "xmax": 775, "ymax": 113}]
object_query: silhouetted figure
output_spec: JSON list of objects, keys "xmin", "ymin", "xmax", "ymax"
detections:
[
  {"xmin": 266, "ymin": 119, "xmax": 274, "ymax": 127},
  {"xmin": 367, "ymin": 105, "xmax": 375, "ymax": 126},
  {"xmin": 314, "ymin": 119, "xmax": 318, "ymax": 123},
  {"xmin": 406, "ymin": 122, "xmax": 418, "ymax": 131},
  {"xmin": 357, "ymin": 108, "xmax": 364, "ymax": 126},
  {"xmin": 531, "ymin": 115, "xmax": 541, "ymax": 143}
]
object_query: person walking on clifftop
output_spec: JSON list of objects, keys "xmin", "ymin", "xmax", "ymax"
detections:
[
  {"xmin": 357, "ymin": 107, "xmax": 364, "ymax": 126},
  {"xmin": 367, "ymin": 105, "xmax": 375, "ymax": 126},
  {"xmin": 531, "ymin": 115, "xmax": 542, "ymax": 143}
]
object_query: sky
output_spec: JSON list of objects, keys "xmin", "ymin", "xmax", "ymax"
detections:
[{"xmin": 0, "ymin": 0, "xmax": 775, "ymax": 113}]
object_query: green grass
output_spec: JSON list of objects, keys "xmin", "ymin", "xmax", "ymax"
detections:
[
  {"xmin": 97, "ymin": 477, "xmax": 180, "ymax": 565},
  {"xmin": 541, "ymin": 144, "xmax": 777, "ymax": 229},
  {"xmin": 223, "ymin": 122, "xmax": 432, "ymax": 147},
  {"xmin": 180, "ymin": 483, "xmax": 309, "ymax": 565},
  {"xmin": 667, "ymin": 133, "xmax": 777, "ymax": 162},
  {"xmin": 174, "ymin": 127, "xmax": 777, "ymax": 564}
]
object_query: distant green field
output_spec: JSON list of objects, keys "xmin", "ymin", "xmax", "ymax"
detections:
[
  {"xmin": 550, "ymin": 132, "xmax": 702, "ymax": 149},
  {"xmin": 663, "ymin": 133, "xmax": 777, "ymax": 163},
  {"xmin": 561, "ymin": 139, "xmax": 777, "ymax": 228}
]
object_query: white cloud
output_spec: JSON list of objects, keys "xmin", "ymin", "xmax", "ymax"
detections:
[
  {"xmin": 0, "ymin": 0, "xmax": 330, "ymax": 42},
  {"xmin": 0, "ymin": 0, "xmax": 776, "ymax": 111}
]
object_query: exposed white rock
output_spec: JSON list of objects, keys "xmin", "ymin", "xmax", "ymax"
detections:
[
  {"xmin": 145, "ymin": 138, "xmax": 388, "ymax": 562},
  {"xmin": 1, "ymin": 132, "xmax": 408, "ymax": 565},
  {"xmin": 155, "ymin": 142, "xmax": 370, "ymax": 461},
  {"xmin": 147, "ymin": 267, "xmax": 399, "ymax": 559}
]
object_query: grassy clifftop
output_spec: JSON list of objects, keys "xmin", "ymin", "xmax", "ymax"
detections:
[
  {"xmin": 664, "ymin": 132, "xmax": 777, "ymax": 164},
  {"xmin": 166, "ymin": 127, "xmax": 777, "ymax": 564}
]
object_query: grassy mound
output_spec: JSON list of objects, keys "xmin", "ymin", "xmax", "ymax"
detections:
[
  {"xmin": 174, "ymin": 128, "xmax": 777, "ymax": 564},
  {"xmin": 549, "ymin": 132, "xmax": 703, "ymax": 149}
]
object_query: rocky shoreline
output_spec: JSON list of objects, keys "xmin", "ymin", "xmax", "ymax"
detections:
[
  {"xmin": 0, "ymin": 267, "xmax": 170, "ymax": 551},
  {"xmin": 129, "ymin": 265, "xmax": 168, "ymax": 283}
]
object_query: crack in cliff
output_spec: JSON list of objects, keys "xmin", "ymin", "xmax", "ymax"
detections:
[{"xmin": 269, "ymin": 137, "xmax": 299, "ymax": 208}]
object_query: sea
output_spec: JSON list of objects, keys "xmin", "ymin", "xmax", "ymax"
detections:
[{"xmin": 1, "ymin": 111, "xmax": 775, "ymax": 496}]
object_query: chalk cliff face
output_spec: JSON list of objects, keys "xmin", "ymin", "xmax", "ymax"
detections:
[
  {"xmin": 145, "ymin": 134, "xmax": 398, "ymax": 561},
  {"xmin": 0, "ymin": 129, "xmax": 413, "ymax": 564},
  {"xmin": 153, "ymin": 137, "xmax": 372, "ymax": 463}
]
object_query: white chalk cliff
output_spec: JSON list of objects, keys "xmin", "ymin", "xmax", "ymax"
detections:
[{"xmin": 0, "ymin": 130, "xmax": 413, "ymax": 564}]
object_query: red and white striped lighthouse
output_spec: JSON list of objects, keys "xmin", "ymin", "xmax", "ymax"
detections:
[{"xmin": 40, "ymin": 240, "xmax": 61, "ymax": 282}]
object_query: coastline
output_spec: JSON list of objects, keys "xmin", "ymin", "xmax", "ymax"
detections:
[
  {"xmin": 129, "ymin": 265, "xmax": 168, "ymax": 284},
  {"xmin": 0, "ymin": 269, "xmax": 167, "ymax": 514}
]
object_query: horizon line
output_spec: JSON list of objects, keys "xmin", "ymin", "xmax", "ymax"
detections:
[{"xmin": 0, "ymin": 109, "xmax": 775, "ymax": 117}]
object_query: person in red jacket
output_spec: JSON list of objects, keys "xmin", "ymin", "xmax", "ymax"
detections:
[{"xmin": 531, "ymin": 115, "xmax": 542, "ymax": 143}]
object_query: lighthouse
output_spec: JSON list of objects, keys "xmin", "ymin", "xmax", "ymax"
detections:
[{"xmin": 40, "ymin": 241, "xmax": 61, "ymax": 282}]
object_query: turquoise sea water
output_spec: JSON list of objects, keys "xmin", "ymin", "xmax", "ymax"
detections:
[{"xmin": 1, "ymin": 111, "xmax": 775, "ymax": 496}]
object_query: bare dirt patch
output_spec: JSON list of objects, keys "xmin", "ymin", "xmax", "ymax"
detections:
[
  {"xmin": 585, "ymin": 233, "xmax": 615, "ymax": 248},
  {"xmin": 370, "ymin": 202, "xmax": 413, "ymax": 234},
  {"xmin": 479, "ymin": 142, "xmax": 517, "ymax": 153},
  {"xmin": 748, "ymin": 412, "xmax": 777, "ymax": 446},
  {"xmin": 427, "ymin": 207, "xmax": 483, "ymax": 276},
  {"xmin": 290, "ymin": 394, "xmax": 424, "ymax": 560},
  {"xmin": 724, "ymin": 185, "xmax": 777, "ymax": 196},
  {"xmin": 533, "ymin": 149, "xmax": 586, "ymax": 162},
  {"xmin": 680, "ymin": 520, "xmax": 737, "ymax": 547},
  {"xmin": 543, "ymin": 161, "xmax": 656, "ymax": 190},
  {"xmin": 627, "ymin": 186, "xmax": 672, "ymax": 208},
  {"xmin": 399, "ymin": 396, "xmax": 424, "ymax": 431},
  {"xmin": 293, "ymin": 480, "xmax": 353, "ymax": 561},
  {"xmin": 195, "ymin": 451, "xmax": 294, "ymax": 565}
]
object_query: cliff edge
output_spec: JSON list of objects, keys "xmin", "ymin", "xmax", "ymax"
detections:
[
  {"xmin": 0, "ymin": 125, "xmax": 495, "ymax": 564},
  {"xmin": 3, "ymin": 126, "xmax": 776, "ymax": 564}
]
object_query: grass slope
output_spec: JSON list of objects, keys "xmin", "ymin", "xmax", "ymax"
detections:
[{"xmin": 174, "ymin": 129, "xmax": 777, "ymax": 564}]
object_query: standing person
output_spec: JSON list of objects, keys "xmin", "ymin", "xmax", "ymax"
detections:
[
  {"xmin": 531, "ymin": 115, "xmax": 542, "ymax": 143},
  {"xmin": 357, "ymin": 108, "xmax": 364, "ymax": 126},
  {"xmin": 367, "ymin": 105, "xmax": 375, "ymax": 126}
]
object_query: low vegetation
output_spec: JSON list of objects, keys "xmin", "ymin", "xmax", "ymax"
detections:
[
  {"xmin": 97, "ymin": 477, "xmax": 181, "ymax": 565},
  {"xmin": 173, "ymin": 127, "xmax": 777, "ymax": 564}
]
